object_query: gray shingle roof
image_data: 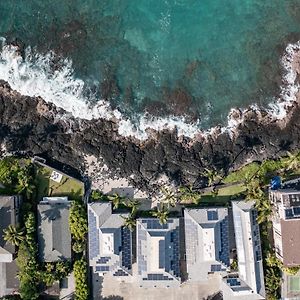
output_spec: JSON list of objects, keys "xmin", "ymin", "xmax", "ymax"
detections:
[
  {"xmin": 0, "ymin": 196, "xmax": 21, "ymax": 297},
  {"xmin": 0, "ymin": 196, "xmax": 18, "ymax": 254},
  {"xmin": 37, "ymin": 201, "xmax": 71, "ymax": 262}
]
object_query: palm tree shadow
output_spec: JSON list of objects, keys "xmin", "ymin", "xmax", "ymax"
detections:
[{"xmin": 41, "ymin": 207, "xmax": 62, "ymax": 221}]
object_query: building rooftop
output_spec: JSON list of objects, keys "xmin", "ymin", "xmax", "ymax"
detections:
[
  {"xmin": 136, "ymin": 218, "xmax": 181, "ymax": 285},
  {"xmin": 0, "ymin": 196, "xmax": 19, "ymax": 256},
  {"xmin": 0, "ymin": 196, "xmax": 21, "ymax": 297},
  {"xmin": 184, "ymin": 207, "xmax": 230, "ymax": 281},
  {"xmin": 280, "ymin": 219, "xmax": 300, "ymax": 266},
  {"xmin": 88, "ymin": 202, "xmax": 132, "ymax": 277},
  {"xmin": 37, "ymin": 198, "xmax": 72, "ymax": 262},
  {"xmin": 231, "ymin": 200, "xmax": 265, "ymax": 299}
]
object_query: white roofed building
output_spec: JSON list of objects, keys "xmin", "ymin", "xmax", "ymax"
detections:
[
  {"xmin": 136, "ymin": 218, "xmax": 181, "ymax": 287},
  {"xmin": 222, "ymin": 200, "xmax": 265, "ymax": 300},
  {"xmin": 183, "ymin": 207, "xmax": 230, "ymax": 281},
  {"xmin": 88, "ymin": 202, "xmax": 132, "ymax": 277}
]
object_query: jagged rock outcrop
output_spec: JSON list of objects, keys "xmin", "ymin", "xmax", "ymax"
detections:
[{"xmin": 0, "ymin": 80, "xmax": 299, "ymax": 191}]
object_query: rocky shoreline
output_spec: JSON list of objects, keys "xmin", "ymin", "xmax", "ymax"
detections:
[{"xmin": 1, "ymin": 61, "xmax": 300, "ymax": 194}]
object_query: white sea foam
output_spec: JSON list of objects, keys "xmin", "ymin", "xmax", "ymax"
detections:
[{"xmin": 0, "ymin": 38, "xmax": 299, "ymax": 141}]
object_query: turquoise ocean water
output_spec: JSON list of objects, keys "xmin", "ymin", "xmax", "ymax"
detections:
[{"xmin": 1, "ymin": 0, "xmax": 300, "ymax": 127}]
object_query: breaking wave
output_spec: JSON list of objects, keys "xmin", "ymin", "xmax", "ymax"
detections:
[{"xmin": 0, "ymin": 37, "xmax": 299, "ymax": 140}]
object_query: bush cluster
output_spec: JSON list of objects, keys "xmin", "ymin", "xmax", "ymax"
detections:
[
  {"xmin": 16, "ymin": 212, "xmax": 39, "ymax": 300},
  {"xmin": 74, "ymin": 258, "xmax": 89, "ymax": 300},
  {"xmin": 69, "ymin": 201, "xmax": 88, "ymax": 253},
  {"xmin": 0, "ymin": 158, "xmax": 35, "ymax": 198}
]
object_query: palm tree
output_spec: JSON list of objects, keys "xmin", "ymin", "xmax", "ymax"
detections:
[
  {"xmin": 284, "ymin": 151, "xmax": 300, "ymax": 171},
  {"xmin": 211, "ymin": 188, "xmax": 219, "ymax": 198},
  {"xmin": 125, "ymin": 199, "xmax": 140, "ymax": 216},
  {"xmin": 245, "ymin": 178, "xmax": 264, "ymax": 201},
  {"xmin": 179, "ymin": 186, "xmax": 202, "ymax": 204},
  {"xmin": 3, "ymin": 225, "xmax": 24, "ymax": 246},
  {"xmin": 72, "ymin": 240, "xmax": 85, "ymax": 253},
  {"xmin": 91, "ymin": 190, "xmax": 106, "ymax": 201},
  {"xmin": 265, "ymin": 252, "xmax": 280, "ymax": 267},
  {"xmin": 108, "ymin": 193, "xmax": 125, "ymax": 210},
  {"xmin": 203, "ymin": 168, "xmax": 221, "ymax": 186},
  {"xmin": 255, "ymin": 197, "xmax": 272, "ymax": 224},
  {"xmin": 45, "ymin": 262, "xmax": 54, "ymax": 273},
  {"xmin": 160, "ymin": 187, "xmax": 178, "ymax": 208},
  {"xmin": 15, "ymin": 166, "xmax": 35, "ymax": 199},
  {"xmin": 122, "ymin": 215, "xmax": 136, "ymax": 232},
  {"xmin": 56, "ymin": 261, "xmax": 70, "ymax": 277},
  {"xmin": 41, "ymin": 265, "xmax": 56, "ymax": 286},
  {"xmin": 151, "ymin": 206, "xmax": 169, "ymax": 225}
]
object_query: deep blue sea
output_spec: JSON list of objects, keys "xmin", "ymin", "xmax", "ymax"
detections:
[{"xmin": 1, "ymin": 0, "xmax": 300, "ymax": 129}]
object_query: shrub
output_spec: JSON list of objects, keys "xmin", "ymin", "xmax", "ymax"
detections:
[
  {"xmin": 16, "ymin": 242, "xmax": 39, "ymax": 300},
  {"xmin": 16, "ymin": 212, "xmax": 39, "ymax": 300},
  {"xmin": 74, "ymin": 257, "xmax": 89, "ymax": 300},
  {"xmin": 72, "ymin": 240, "xmax": 86, "ymax": 253},
  {"xmin": 282, "ymin": 266, "xmax": 300, "ymax": 276},
  {"xmin": 40, "ymin": 261, "xmax": 71, "ymax": 286},
  {"xmin": 0, "ymin": 158, "xmax": 35, "ymax": 199},
  {"xmin": 265, "ymin": 267, "xmax": 281, "ymax": 300},
  {"xmin": 90, "ymin": 190, "xmax": 107, "ymax": 201},
  {"xmin": 69, "ymin": 202, "xmax": 88, "ymax": 241}
]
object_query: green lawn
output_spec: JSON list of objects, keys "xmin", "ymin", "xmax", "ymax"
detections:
[
  {"xmin": 223, "ymin": 162, "xmax": 260, "ymax": 184},
  {"xmin": 216, "ymin": 184, "xmax": 246, "ymax": 196},
  {"xmin": 35, "ymin": 165, "xmax": 84, "ymax": 201},
  {"xmin": 182, "ymin": 183, "xmax": 247, "ymax": 207}
]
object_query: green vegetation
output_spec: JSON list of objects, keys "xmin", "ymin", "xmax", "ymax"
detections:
[
  {"xmin": 151, "ymin": 206, "xmax": 169, "ymax": 225},
  {"xmin": 230, "ymin": 259, "xmax": 238, "ymax": 272},
  {"xmin": 3, "ymin": 225, "xmax": 24, "ymax": 246},
  {"xmin": 35, "ymin": 165, "xmax": 84, "ymax": 201},
  {"xmin": 283, "ymin": 266, "xmax": 300, "ymax": 276},
  {"xmin": 178, "ymin": 186, "xmax": 202, "ymax": 204},
  {"xmin": 107, "ymin": 193, "xmax": 126, "ymax": 210},
  {"xmin": 119, "ymin": 199, "xmax": 141, "ymax": 231},
  {"xmin": 266, "ymin": 252, "xmax": 300, "ymax": 276},
  {"xmin": 0, "ymin": 157, "xmax": 35, "ymax": 198},
  {"xmin": 69, "ymin": 201, "xmax": 88, "ymax": 253},
  {"xmin": 40, "ymin": 261, "xmax": 71, "ymax": 287},
  {"xmin": 0, "ymin": 157, "xmax": 83, "ymax": 298},
  {"xmin": 74, "ymin": 257, "xmax": 89, "ymax": 300},
  {"xmin": 121, "ymin": 215, "xmax": 136, "ymax": 231},
  {"xmin": 4, "ymin": 149, "xmax": 300, "ymax": 299},
  {"xmin": 202, "ymin": 168, "xmax": 221, "ymax": 186},
  {"xmin": 160, "ymin": 187, "xmax": 178, "ymax": 208},
  {"xmin": 90, "ymin": 189, "xmax": 108, "ymax": 201},
  {"xmin": 223, "ymin": 162, "xmax": 261, "ymax": 184},
  {"xmin": 16, "ymin": 212, "xmax": 39, "ymax": 300},
  {"xmin": 124, "ymin": 199, "xmax": 140, "ymax": 216},
  {"xmin": 265, "ymin": 268, "xmax": 281, "ymax": 300}
]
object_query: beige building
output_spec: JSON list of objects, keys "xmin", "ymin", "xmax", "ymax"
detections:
[{"xmin": 270, "ymin": 188, "xmax": 300, "ymax": 267}]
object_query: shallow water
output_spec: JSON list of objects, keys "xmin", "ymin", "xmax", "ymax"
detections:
[{"xmin": 0, "ymin": 0, "xmax": 300, "ymax": 128}]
